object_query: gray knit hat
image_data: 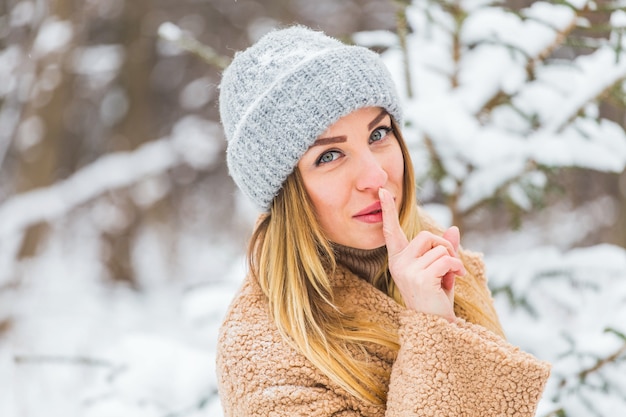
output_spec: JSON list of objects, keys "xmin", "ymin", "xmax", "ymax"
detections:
[{"xmin": 219, "ymin": 26, "xmax": 402, "ymax": 211}]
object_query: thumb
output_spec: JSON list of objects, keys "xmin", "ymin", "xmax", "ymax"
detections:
[
  {"xmin": 442, "ymin": 226, "xmax": 461, "ymax": 254},
  {"xmin": 379, "ymin": 188, "xmax": 409, "ymax": 257}
]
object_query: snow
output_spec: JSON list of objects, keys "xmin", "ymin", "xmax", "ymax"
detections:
[
  {"xmin": 71, "ymin": 45, "xmax": 125, "ymax": 75},
  {"xmin": 170, "ymin": 115, "xmax": 224, "ymax": 170},
  {"xmin": 487, "ymin": 243, "xmax": 626, "ymax": 415},
  {"xmin": 611, "ymin": 9, "xmax": 626, "ymax": 27},
  {"xmin": 38, "ymin": 64, "xmax": 62, "ymax": 92},
  {"xmin": 566, "ymin": 0, "xmax": 592, "ymax": 9},
  {"xmin": 92, "ymin": 335, "xmax": 216, "ymax": 409},
  {"xmin": 15, "ymin": 115, "xmax": 45, "ymax": 152},
  {"xmin": 180, "ymin": 77, "xmax": 215, "ymax": 110},
  {"xmin": 458, "ymin": 158, "xmax": 527, "ymax": 211},
  {"xmin": 0, "ymin": 46, "xmax": 22, "ymax": 94},
  {"xmin": 529, "ymin": 128, "xmax": 626, "ymax": 172},
  {"xmin": 100, "ymin": 87, "xmax": 129, "ymax": 126},
  {"xmin": 353, "ymin": 30, "xmax": 398, "ymax": 48},
  {"xmin": 32, "ymin": 18, "xmax": 73, "ymax": 57},
  {"xmin": 540, "ymin": 47, "xmax": 626, "ymax": 134},
  {"xmin": 9, "ymin": 1, "xmax": 35, "ymax": 28},
  {"xmin": 158, "ymin": 22, "xmax": 184, "ymax": 43}
]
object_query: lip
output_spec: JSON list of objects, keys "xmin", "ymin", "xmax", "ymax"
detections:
[{"xmin": 353, "ymin": 201, "xmax": 383, "ymax": 218}]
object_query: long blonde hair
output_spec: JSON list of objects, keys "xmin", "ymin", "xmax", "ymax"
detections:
[{"xmin": 247, "ymin": 119, "xmax": 503, "ymax": 404}]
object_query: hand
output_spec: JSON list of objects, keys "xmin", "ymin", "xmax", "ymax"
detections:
[{"xmin": 379, "ymin": 188, "xmax": 465, "ymax": 322}]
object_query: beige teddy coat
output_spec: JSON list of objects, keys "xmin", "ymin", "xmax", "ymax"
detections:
[{"xmin": 217, "ymin": 246, "xmax": 551, "ymax": 416}]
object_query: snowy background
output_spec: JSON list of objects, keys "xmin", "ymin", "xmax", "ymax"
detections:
[{"xmin": 2, "ymin": 0, "xmax": 626, "ymax": 416}]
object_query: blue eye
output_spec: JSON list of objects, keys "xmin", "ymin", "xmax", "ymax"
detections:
[
  {"xmin": 370, "ymin": 126, "xmax": 391, "ymax": 143},
  {"xmin": 316, "ymin": 150, "xmax": 342, "ymax": 165}
]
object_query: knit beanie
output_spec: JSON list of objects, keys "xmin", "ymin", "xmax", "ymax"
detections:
[{"xmin": 219, "ymin": 26, "xmax": 402, "ymax": 211}]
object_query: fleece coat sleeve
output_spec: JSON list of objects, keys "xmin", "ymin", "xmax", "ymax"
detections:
[{"xmin": 385, "ymin": 311, "xmax": 550, "ymax": 416}]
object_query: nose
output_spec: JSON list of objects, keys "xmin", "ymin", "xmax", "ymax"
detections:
[{"xmin": 354, "ymin": 151, "xmax": 388, "ymax": 191}]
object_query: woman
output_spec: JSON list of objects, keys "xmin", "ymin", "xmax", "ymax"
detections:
[{"xmin": 217, "ymin": 26, "xmax": 550, "ymax": 416}]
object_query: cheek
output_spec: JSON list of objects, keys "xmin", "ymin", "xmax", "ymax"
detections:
[
  {"xmin": 302, "ymin": 176, "xmax": 351, "ymax": 236},
  {"xmin": 390, "ymin": 155, "xmax": 404, "ymax": 179},
  {"xmin": 306, "ymin": 179, "xmax": 343, "ymax": 216}
]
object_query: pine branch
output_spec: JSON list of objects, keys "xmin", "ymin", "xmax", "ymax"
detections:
[
  {"xmin": 525, "ymin": 16, "xmax": 578, "ymax": 80},
  {"xmin": 578, "ymin": 340, "xmax": 626, "ymax": 382},
  {"xmin": 542, "ymin": 407, "xmax": 566, "ymax": 417},
  {"xmin": 460, "ymin": 159, "xmax": 541, "ymax": 218},
  {"xmin": 476, "ymin": 12, "xmax": 578, "ymax": 118},
  {"xmin": 422, "ymin": 133, "xmax": 450, "ymax": 185}
]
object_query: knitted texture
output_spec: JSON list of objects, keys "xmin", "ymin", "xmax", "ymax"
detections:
[{"xmin": 219, "ymin": 26, "xmax": 402, "ymax": 211}]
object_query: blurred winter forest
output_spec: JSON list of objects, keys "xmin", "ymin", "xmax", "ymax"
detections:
[{"xmin": 1, "ymin": 0, "xmax": 626, "ymax": 416}]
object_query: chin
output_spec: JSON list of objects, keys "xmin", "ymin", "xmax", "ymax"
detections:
[
  {"xmin": 351, "ymin": 236, "xmax": 386, "ymax": 251},
  {"xmin": 328, "ymin": 228, "xmax": 386, "ymax": 250}
]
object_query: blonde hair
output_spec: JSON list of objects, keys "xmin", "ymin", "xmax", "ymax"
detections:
[{"xmin": 247, "ymin": 119, "xmax": 503, "ymax": 404}]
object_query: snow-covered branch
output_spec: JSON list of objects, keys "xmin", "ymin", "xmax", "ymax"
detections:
[
  {"xmin": 381, "ymin": 0, "xmax": 626, "ymax": 219},
  {"xmin": 0, "ymin": 116, "xmax": 223, "ymax": 239},
  {"xmin": 541, "ymin": 47, "xmax": 626, "ymax": 134},
  {"xmin": 158, "ymin": 22, "xmax": 230, "ymax": 69},
  {"xmin": 0, "ymin": 139, "xmax": 177, "ymax": 239}
]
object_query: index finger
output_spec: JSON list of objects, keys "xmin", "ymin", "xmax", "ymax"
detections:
[
  {"xmin": 442, "ymin": 226, "xmax": 461, "ymax": 254},
  {"xmin": 379, "ymin": 187, "xmax": 409, "ymax": 257}
]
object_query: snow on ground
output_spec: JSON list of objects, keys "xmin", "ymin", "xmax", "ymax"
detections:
[{"xmin": 3, "ymin": 214, "xmax": 246, "ymax": 417}]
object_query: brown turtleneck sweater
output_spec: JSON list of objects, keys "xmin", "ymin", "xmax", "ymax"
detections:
[{"xmin": 332, "ymin": 243, "xmax": 388, "ymax": 284}]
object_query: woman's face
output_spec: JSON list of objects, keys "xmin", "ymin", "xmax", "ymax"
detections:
[{"xmin": 297, "ymin": 107, "xmax": 404, "ymax": 250}]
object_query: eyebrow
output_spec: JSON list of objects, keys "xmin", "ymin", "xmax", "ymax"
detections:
[
  {"xmin": 310, "ymin": 135, "xmax": 347, "ymax": 147},
  {"xmin": 368, "ymin": 109, "xmax": 389, "ymax": 130}
]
